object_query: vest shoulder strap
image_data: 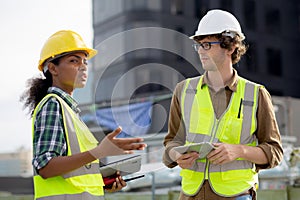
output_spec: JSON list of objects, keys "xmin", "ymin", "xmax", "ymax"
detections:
[
  {"xmin": 181, "ymin": 76, "xmax": 202, "ymax": 129},
  {"xmin": 240, "ymin": 78, "xmax": 260, "ymax": 143},
  {"xmin": 188, "ymin": 76, "xmax": 201, "ymax": 92}
]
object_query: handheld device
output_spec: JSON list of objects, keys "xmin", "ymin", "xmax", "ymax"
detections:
[
  {"xmin": 103, "ymin": 174, "xmax": 145, "ymax": 189},
  {"xmin": 173, "ymin": 142, "xmax": 216, "ymax": 159},
  {"xmin": 100, "ymin": 155, "xmax": 142, "ymax": 177}
]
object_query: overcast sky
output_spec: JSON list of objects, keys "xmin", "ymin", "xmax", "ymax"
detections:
[{"xmin": 0, "ymin": 0, "xmax": 93, "ymax": 153}]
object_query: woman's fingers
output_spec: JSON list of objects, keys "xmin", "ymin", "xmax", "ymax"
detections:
[{"xmin": 106, "ymin": 126, "xmax": 123, "ymax": 139}]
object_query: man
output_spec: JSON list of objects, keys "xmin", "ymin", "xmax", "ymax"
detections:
[{"xmin": 163, "ymin": 9, "xmax": 283, "ymax": 200}]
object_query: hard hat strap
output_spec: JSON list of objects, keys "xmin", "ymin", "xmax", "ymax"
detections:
[
  {"xmin": 43, "ymin": 65, "xmax": 49, "ymax": 74},
  {"xmin": 222, "ymin": 31, "xmax": 237, "ymax": 38}
]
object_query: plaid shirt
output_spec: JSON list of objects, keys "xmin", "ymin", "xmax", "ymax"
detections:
[{"xmin": 32, "ymin": 87, "xmax": 81, "ymax": 170}]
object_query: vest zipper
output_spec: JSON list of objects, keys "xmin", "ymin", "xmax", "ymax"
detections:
[
  {"xmin": 205, "ymin": 118, "xmax": 220, "ymax": 179},
  {"xmin": 210, "ymin": 118, "xmax": 219, "ymax": 142}
]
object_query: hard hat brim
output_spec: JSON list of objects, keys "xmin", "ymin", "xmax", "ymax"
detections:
[
  {"xmin": 189, "ymin": 32, "xmax": 245, "ymax": 40},
  {"xmin": 189, "ymin": 35, "xmax": 197, "ymax": 40},
  {"xmin": 38, "ymin": 48, "xmax": 97, "ymax": 72}
]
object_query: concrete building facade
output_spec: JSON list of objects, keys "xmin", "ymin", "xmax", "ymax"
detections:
[{"xmin": 91, "ymin": 0, "xmax": 300, "ymax": 103}]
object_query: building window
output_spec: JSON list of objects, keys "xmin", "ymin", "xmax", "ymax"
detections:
[
  {"xmin": 194, "ymin": 0, "xmax": 208, "ymax": 19},
  {"xmin": 243, "ymin": 0, "xmax": 256, "ymax": 30},
  {"xmin": 220, "ymin": 0, "xmax": 233, "ymax": 13},
  {"xmin": 269, "ymin": 89, "xmax": 283, "ymax": 96},
  {"xmin": 266, "ymin": 48, "xmax": 282, "ymax": 76},
  {"xmin": 127, "ymin": 0, "xmax": 147, "ymax": 10},
  {"xmin": 175, "ymin": 27, "xmax": 184, "ymax": 61},
  {"xmin": 171, "ymin": 0, "xmax": 183, "ymax": 15},
  {"xmin": 148, "ymin": 0, "xmax": 162, "ymax": 11},
  {"xmin": 244, "ymin": 41, "xmax": 257, "ymax": 73},
  {"xmin": 298, "ymin": 3, "xmax": 300, "ymax": 33},
  {"xmin": 265, "ymin": 8, "xmax": 281, "ymax": 34}
]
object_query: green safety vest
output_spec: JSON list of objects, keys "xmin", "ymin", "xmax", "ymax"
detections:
[
  {"xmin": 180, "ymin": 76, "xmax": 260, "ymax": 197},
  {"xmin": 32, "ymin": 94, "xmax": 104, "ymax": 200}
]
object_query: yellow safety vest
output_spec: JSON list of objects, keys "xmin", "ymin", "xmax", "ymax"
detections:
[
  {"xmin": 180, "ymin": 76, "xmax": 260, "ymax": 197},
  {"xmin": 32, "ymin": 94, "xmax": 104, "ymax": 200}
]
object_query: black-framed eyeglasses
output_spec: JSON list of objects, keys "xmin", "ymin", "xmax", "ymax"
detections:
[{"xmin": 192, "ymin": 41, "xmax": 221, "ymax": 51}]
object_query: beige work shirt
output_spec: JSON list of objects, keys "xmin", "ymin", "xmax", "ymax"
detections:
[{"xmin": 163, "ymin": 69, "xmax": 283, "ymax": 199}]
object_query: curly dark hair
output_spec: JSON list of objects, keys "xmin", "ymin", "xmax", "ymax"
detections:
[
  {"xmin": 20, "ymin": 56, "xmax": 63, "ymax": 116},
  {"xmin": 193, "ymin": 33, "xmax": 248, "ymax": 64},
  {"xmin": 20, "ymin": 71, "xmax": 53, "ymax": 116}
]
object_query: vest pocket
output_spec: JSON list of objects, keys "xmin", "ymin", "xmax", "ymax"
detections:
[
  {"xmin": 221, "ymin": 168, "xmax": 254, "ymax": 181},
  {"xmin": 65, "ymin": 174, "xmax": 105, "ymax": 187},
  {"xmin": 189, "ymin": 108, "xmax": 213, "ymax": 134},
  {"xmin": 221, "ymin": 116, "xmax": 243, "ymax": 144},
  {"xmin": 180, "ymin": 169, "xmax": 194, "ymax": 179},
  {"xmin": 75, "ymin": 120, "xmax": 98, "ymax": 150},
  {"xmin": 180, "ymin": 169, "xmax": 203, "ymax": 195}
]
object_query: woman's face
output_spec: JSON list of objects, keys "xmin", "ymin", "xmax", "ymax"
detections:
[{"xmin": 51, "ymin": 52, "xmax": 88, "ymax": 94}]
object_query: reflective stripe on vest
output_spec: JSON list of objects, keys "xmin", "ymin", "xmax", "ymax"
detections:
[
  {"xmin": 179, "ymin": 76, "xmax": 259, "ymax": 197},
  {"xmin": 32, "ymin": 94, "xmax": 104, "ymax": 199},
  {"xmin": 36, "ymin": 192, "xmax": 105, "ymax": 200}
]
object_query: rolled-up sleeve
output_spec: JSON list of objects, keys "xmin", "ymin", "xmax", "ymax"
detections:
[
  {"xmin": 163, "ymin": 81, "xmax": 186, "ymax": 168},
  {"xmin": 32, "ymin": 98, "xmax": 67, "ymax": 171},
  {"xmin": 255, "ymin": 87, "xmax": 283, "ymax": 170}
]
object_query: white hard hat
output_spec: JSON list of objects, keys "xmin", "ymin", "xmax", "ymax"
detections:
[{"xmin": 190, "ymin": 9, "xmax": 245, "ymax": 40}]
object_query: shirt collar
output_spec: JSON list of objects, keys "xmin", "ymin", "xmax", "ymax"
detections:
[
  {"xmin": 201, "ymin": 69, "xmax": 239, "ymax": 92},
  {"xmin": 47, "ymin": 87, "xmax": 81, "ymax": 113}
]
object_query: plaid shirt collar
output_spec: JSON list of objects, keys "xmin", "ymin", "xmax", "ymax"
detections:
[{"xmin": 47, "ymin": 87, "xmax": 81, "ymax": 113}]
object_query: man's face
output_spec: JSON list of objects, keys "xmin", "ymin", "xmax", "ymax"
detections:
[{"xmin": 195, "ymin": 37, "xmax": 227, "ymax": 72}]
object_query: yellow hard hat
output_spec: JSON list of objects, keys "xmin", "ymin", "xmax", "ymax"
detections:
[{"xmin": 38, "ymin": 30, "xmax": 97, "ymax": 71}]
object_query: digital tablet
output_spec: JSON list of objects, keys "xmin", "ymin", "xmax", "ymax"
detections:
[
  {"xmin": 100, "ymin": 155, "xmax": 142, "ymax": 177},
  {"xmin": 173, "ymin": 142, "xmax": 215, "ymax": 159}
]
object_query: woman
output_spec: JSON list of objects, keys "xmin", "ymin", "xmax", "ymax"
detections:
[{"xmin": 21, "ymin": 30, "xmax": 146, "ymax": 200}]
